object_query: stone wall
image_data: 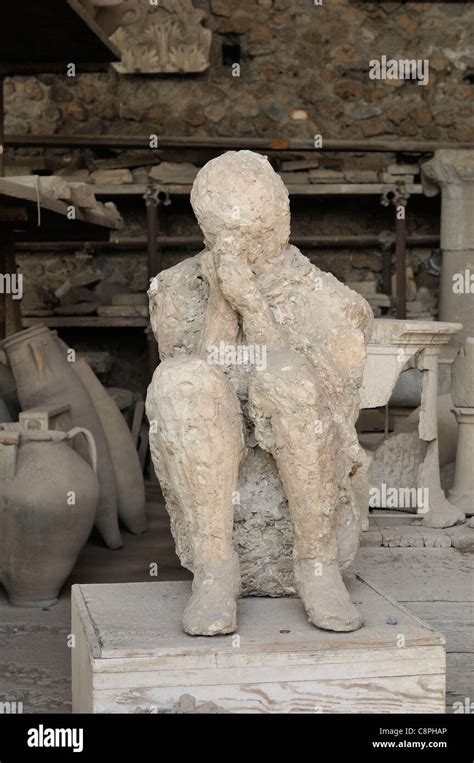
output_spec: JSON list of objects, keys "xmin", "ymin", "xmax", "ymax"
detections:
[{"xmin": 4, "ymin": 1, "xmax": 474, "ymax": 142}]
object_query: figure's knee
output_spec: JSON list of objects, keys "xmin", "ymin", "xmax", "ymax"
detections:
[
  {"xmin": 147, "ymin": 355, "xmax": 242, "ymax": 432},
  {"xmin": 248, "ymin": 349, "xmax": 319, "ymax": 414},
  {"xmin": 147, "ymin": 355, "xmax": 245, "ymax": 459},
  {"xmin": 149, "ymin": 355, "xmax": 228, "ymax": 400}
]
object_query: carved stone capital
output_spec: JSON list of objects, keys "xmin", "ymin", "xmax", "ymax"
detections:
[
  {"xmin": 108, "ymin": 0, "xmax": 212, "ymax": 74},
  {"xmin": 422, "ymin": 150, "xmax": 474, "ymax": 196}
]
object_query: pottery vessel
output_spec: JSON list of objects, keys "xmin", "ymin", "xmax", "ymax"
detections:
[
  {"xmin": 3, "ymin": 326, "xmax": 122, "ymax": 549},
  {"xmin": 72, "ymin": 358, "xmax": 146, "ymax": 534},
  {"xmin": 0, "ymin": 425, "xmax": 99, "ymax": 607},
  {"xmin": 0, "ymin": 399, "xmax": 11, "ymax": 422},
  {"xmin": 0, "ymin": 361, "xmax": 20, "ymax": 419}
]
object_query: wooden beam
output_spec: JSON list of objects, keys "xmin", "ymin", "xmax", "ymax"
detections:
[
  {"xmin": 1, "ymin": 62, "xmax": 112, "ymax": 75},
  {"xmin": 0, "ymin": 179, "xmax": 122, "ymax": 236},
  {"xmin": 89, "ymin": 182, "xmax": 424, "ymax": 198},
  {"xmin": 15, "ymin": 234, "xmax": 440, "ymax": 251},
  {"xmin": 5, "ymin": 135, "xmax": 474, "ymax": 153},
  {"xmin": 0, "ymin": 205, "xmax": 28, "ymax": 223},
  {"xmin": 22, "ymin": 316, "xmax": 148, "ymax": 328}
]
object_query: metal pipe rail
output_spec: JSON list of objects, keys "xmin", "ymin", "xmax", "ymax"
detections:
[
  {"xmin": 5, "ymin": 134, "xmax": 474, "ymax": 153},
  {"xmin": 15, "ymin": 234, "xmax": 439, "ymax": 251}
]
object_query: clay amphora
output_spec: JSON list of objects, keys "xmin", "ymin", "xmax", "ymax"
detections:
[
  {"xmin": 0, "ymin": 399, "xmax": 11, "ymax": 422},
  {"xmin": 0, "ymin": 361, "xmax": 20, "ymax": 419},
  {"xmin": 0, "ymin": 425, "xmax": 99, "ymax": 607},
  {"xmin": 3, "ymin": 326, "xmax": 122, "ymax": 549},
  {"xmin": 72, "ymin": 358, "xmax": 146, "ymax": 534}
]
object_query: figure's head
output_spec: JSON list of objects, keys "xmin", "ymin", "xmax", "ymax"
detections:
[{"xmin": 191, "ymin": 150, "xmax": 290, "ymax": 266}]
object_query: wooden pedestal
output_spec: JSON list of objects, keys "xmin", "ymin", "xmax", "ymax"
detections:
[{"xmin": 71, "ymin": 577, "xmax": 446, "ymax": 714}]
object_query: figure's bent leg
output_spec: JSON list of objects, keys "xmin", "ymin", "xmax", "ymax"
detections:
[
  {"xmin": 248, "ymin": 349, "xmax": 363, "ymax": 632},
  {"xmin": 146, "ymin": 355, "xmax": 246, "ymax": 635}
]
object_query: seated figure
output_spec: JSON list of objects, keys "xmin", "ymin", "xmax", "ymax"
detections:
[{"xmin": 146, "ymin": 150, "xmax": 373, "ymax": 636}]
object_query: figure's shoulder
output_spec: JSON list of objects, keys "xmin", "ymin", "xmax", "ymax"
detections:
[
  {"xmin": 283, "ymin": 245, "xmax": 373, "ymax": 339},
  {"xmin": 285, "ymin": 244, "xmax": 362, "ymax": 295},
  {"xmin": 148, "ymin": 251, "xmax": 207, "ymax": 358},
  {"xmin": 284, "ymin": 244, "xmax": 315, "ymax": 271},
  {"xmin": 280, "ymin": 244, "xmax": 329, "ymax": 286},
  {"xmin": 149, "ymin": 251, "xmax": 204, "ymax": 297}
]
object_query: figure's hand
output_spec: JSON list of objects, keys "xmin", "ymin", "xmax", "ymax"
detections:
[
  {"xmin": 199, "ymin": 250, "xmax": 221, "ymax": 294},
  {"xmin": 213, "ymin": 233, "xmax": 259, "ymax": 313},
  {"xmin": 197, "ymin": 249, "xmax": 239, "ymax": 352},
  {"xmin": 209, "ymin": 233, "xmax": 286, "ymax": 348}
]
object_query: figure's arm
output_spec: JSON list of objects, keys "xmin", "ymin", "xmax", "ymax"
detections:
[
  {"xmin": 197, "ymin": 250, "xmax": 239, "ymax": 353},
  {"xmin": 213, "ymin": 234, "xmax": 287, "ymax": 349}
]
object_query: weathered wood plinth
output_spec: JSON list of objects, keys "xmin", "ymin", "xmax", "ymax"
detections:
[{"xmin": 72, "ymin": 578, "xmax": 445, "ymax": 714}]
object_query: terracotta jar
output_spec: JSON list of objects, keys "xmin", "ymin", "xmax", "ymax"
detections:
[
  {"xmin": 72, "ymin": 358, "xmax": 146, "ymax": 535},
  {"xmin": 3, "ymin": 326, "xmax": 122, "ymax": 549},
  {"xmin": 0, "ymin": 399, "xmax": 11, "ymax": 422},
  {"xmin": 0, "ymin": 425, "xmax": 99, "ymax": 607},
  {"xmin": 0, "ymin": 361, "xmax": 20, "ymax": 419}
]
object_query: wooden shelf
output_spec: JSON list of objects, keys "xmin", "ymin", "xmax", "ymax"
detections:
[
  {"xmin": 0, "ymin": 179, "xmax": 122, "ymax": 229},
  {"xmin": 92, "ymin": 184, "xmax": 187, "ymax": 197},
  {"xmin": 92, "ymin": 183, "xmax": 424, "ymax": 198},
  {"xmin": 22, "ymin": 316, "xmax": 148, "ymax": 329},
  {"xmin": 0, "ymin": 178, "xmax": 123, "ymax": 241}
]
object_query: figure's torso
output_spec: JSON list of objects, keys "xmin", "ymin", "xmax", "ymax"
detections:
[{"xmin": 149, "ymin": 245, "xmax": 373, "ymax": 392}]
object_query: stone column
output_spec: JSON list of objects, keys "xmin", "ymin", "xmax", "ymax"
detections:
[
  {"xmin": 421, "ymin": 150, "xmax": 474, "ymax": 347},
  {"xmin": 448, "ymin": 337, "xmax": 474, "ymax": 515},
  {"xmin": 448, "ymin": 408, "xmax": 474, "ymax": 515},
  {"xmin": 416, "ymin": 345, "xmax": 464, "ymax": 528}
]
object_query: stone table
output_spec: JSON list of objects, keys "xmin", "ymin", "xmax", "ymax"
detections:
[{"xmin": 362, "ymin": 318, "xmax": 464, "ymax": 529}]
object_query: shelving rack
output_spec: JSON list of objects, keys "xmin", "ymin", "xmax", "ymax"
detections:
[
  {"xmin": 9, "ymin": 132, "xmax": 467, "ymax": 322},
  {"xmin": 0, "ymin": 0, "xmax": 121, "ymax": 340}
]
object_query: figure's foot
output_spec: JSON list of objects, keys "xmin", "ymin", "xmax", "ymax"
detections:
[
  {"xmin": 294, "ymin": 559, "xmax": 363, "ymax": 632},
  {"xmin": 422, "ymin": 495, "xmax": 465, "ymax": 529},
  {"xmin": 183, "ymin": 555, "xmax": 241, "ymax": 636}
]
